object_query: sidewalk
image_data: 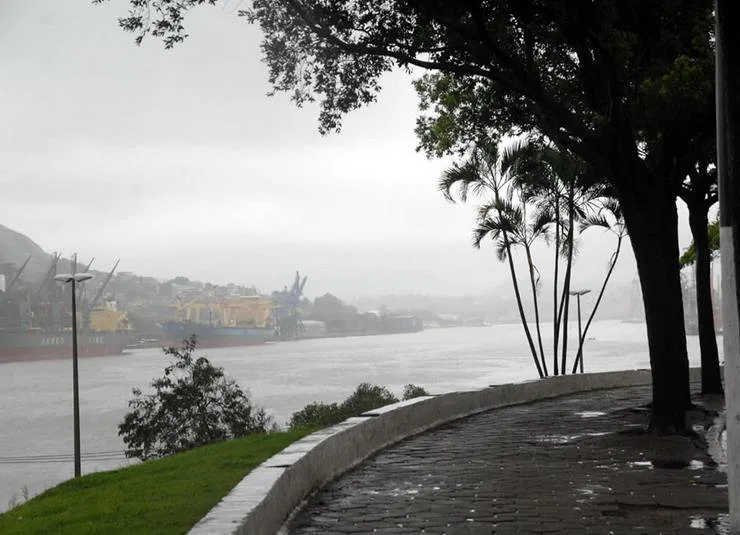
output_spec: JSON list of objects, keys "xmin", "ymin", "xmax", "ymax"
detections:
[{"xmin": 286, "ymin": 385, "xmax": 728, "ymax": 534}]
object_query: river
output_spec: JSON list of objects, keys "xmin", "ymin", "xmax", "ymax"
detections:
[{"xmin": 0, "ymin": 321, "xmax": 713, "ymax": 512}]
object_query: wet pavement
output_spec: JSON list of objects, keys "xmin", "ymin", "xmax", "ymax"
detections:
[{"xmin": 286, "ymin": 385, "xmax": 729, "ymax": 534}]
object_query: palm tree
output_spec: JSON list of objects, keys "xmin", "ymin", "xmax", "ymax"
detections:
[
  {"xmin": 506, "ymin": 140, "xmax": 605, "ymax": 374},
  {"xmin": 440, "ymin": 143, "xmax": 547, "ymax": 377},
  {"xmin": 571, "ymin": 197, "xmax": 627, "ymax": 373},
  {"xmin": 474, "ymin": 196, "xmax": 552, "ymax": 377}
]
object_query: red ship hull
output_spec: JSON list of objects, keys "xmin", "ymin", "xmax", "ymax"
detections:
[{"xmin": 0, "ymin": 331, "xmax": 132, "ymax": 364}]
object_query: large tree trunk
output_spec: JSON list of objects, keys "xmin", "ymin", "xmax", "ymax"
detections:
[
  {"xmin": 688, "ymin": 204, "xmax": 724, "ymax": 395},
  {"xmin": 619, "ymin": 175, "xmax": 691, "ymax": 432}
]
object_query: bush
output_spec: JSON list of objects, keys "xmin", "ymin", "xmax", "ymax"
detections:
[
  {"xmin": 341, "ymin": 383, "xmax": 398, "ymax": 415},
  {"xmin": 402, "ymin": 384, "xmax": 429, "ymax": 400},
  {"xmin": 289, "ymin": 382, "xmax": 430, "ymax": 431},
  {"xmin": 287, "ymin": 402, "xmax": 344, "ymax": 429},
  {"xmin": 119, "ymin": 336, "xmax": 272, "ymax": 460}
]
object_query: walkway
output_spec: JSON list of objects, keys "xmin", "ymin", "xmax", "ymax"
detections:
[{"xmin": 286, "ymin": 385, "xmax": 728, "ymax": 534}]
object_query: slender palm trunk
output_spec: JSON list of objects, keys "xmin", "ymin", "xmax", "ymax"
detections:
[
  {"xmin": 524, "ymin": 244, "xmax": 548, "ymax": 376},
  {"xmin": 503, "ymin": 232, "xmax": 544, "ymax": 378},
  {"xmin": 687, "ymin": 204, "xmax": 723, "ymax": 395},
  {"xmin": 552, "ymin": 200, "xmax": 561, "ymax": 375},
  {"xmin": 572, "ymin": 235, "xmax": 623, "ymax": 373},
  {"xmin": 560, "ymin": 191, "xmax": 575, "ymax": 374}
]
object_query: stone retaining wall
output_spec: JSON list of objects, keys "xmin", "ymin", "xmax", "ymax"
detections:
[{"xmin": 189, "ymin": 368, "xmax": 700, "ymax": 535}]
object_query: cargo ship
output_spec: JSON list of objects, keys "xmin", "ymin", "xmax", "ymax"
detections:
[
  {"xmin": 0, "ymin": 330, "xmax": 133, "ymax": 364},
  {"xmin": 162, "ymin": 294, "xmax": 276, "ymax": 349},
  {"xmin": 161, "ymin": 321, "xmax": 275, "ymax": 348},
  {"xmin": 0, "ymin": 255, "xmax": 134, "ymax": 364}
]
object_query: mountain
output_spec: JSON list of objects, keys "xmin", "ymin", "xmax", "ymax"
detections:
[{"xmin": 0, "ymin": 224, "xmax": 52, "ymax": 283}]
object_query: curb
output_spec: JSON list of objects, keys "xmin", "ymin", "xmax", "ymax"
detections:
[{"xmin": 189, "ymin": 368, "xmax": 694, "ymax": 534}]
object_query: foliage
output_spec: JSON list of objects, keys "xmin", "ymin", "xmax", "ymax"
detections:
[
  {"xmin": 287, "ymin": 401, "xmax": 345, "ymax": 430},
  {"xmin": 441, "ymin": 138, "xmax": 622, "ymax": 376},
  {"xmin": 680, "ymin": 218, "xmax": 720, "ymax": 267},
  {"xmin": 289, "ymin": 383, "xmax": 428, "ymax": 430},
  {"xmin": 341, "ymin": 383, "xmax": 398, "ymax": 415},
  {"xmin": 0, "ymin": 429, "xmax": 311, "ymax": 535},
  {"xmin": 310, "ymin": 293, "xmax": 358, "ymax": 320},
  {"xmin": 402, "ymin": 384, "xmax": 429, "ymax": 400},
  {"xmin": 119, "ymin": 336, "xmax": 272, "ymax": 460},
  {"xmin": 101, "ymin": 0, "xmax": 714, "ymax": 173}
]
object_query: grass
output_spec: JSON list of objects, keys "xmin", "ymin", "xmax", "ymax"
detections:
[{"xmin": 0, "ymin": 429, "xmax": 312, "ymax": 535}]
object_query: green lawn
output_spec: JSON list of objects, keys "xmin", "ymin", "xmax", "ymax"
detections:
[{"xmin": 0, "ymin": 429, "xmax": 312, "ymax": 535}]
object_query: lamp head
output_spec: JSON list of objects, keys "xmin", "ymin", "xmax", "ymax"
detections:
[{"xmin": 54, "ymin": 273, "xmax": 94, "ymax": 283}]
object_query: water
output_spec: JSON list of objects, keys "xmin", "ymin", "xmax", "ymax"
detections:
[{"xmin": 0, "ymin": 321, "xmax": 709, "ymax": 512}]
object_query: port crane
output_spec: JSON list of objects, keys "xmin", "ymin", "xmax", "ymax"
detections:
[{"xmin": 271, "ymin": 271, "xmax": 308, "ymax": 338}]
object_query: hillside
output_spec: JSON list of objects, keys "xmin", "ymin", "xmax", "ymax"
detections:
[{"xmin": 0, "ymin": 224, "xmax": 52, "ymax": 283}]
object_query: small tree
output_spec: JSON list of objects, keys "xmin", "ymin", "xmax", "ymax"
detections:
[
  {"xmin": 288, "ymin": 383, "xmax": 428, "ymax": 430},
  {"xmin": 119, "ymin": 336, "xmax": 272, "ymax": 460},
  {"xmin": 402, "ymin": 384, "xmax": 429, "ymax": 400}
]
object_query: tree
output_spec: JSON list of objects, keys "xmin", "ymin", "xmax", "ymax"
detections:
[
  {"xmin": 440, "ymin": 142, "xmax": 546, "ymax": 377},
  {"xmin": 680, "ymin": 219, "xmax": 720, "ymax": 268},
  {"xmin": 103, "ymin": 0, "xmax": 715, "ymax": 430},
  {"xmin": 288, "ymin": 383, "xmax": 428, "ymax": 430},
  {"xmin": 571, "ymin": 198, "xmax": 627, "ymax": 373},
  {"xmin": 678, "ymin": 149, "xmax": 723, "ymax": 395},
  {"xmin": 509, "ymin": 139, "xmax": 607, "ymax": 375},
  {"xmin": 119, "ymin": 336, "xmax": 272, "ymax": 460}
]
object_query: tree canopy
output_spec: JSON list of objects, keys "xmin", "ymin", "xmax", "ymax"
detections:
[{"xmin": 103, "ymin": 1, "xmax": 714, "ymax": 182}]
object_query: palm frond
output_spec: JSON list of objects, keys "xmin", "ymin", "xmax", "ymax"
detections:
[
  {"xmin": 495, "ymin": 239, "xmax": 509, "ymax": 262},
  {"xmin": 579, "ymin": 214, "xmax": 611, "ymax": 234},
  {"xmin": 439, "ymin": 158, "xmax": 484, "ymax": 203}
]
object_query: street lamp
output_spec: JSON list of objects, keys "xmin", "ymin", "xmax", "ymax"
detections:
[
  {"xmin": 569, "ymin": 289, "xmax": 591, "ymax": 373},
  {"xmin": 54, "ymin": 272, "xmax": 94, "ymax": 478}
]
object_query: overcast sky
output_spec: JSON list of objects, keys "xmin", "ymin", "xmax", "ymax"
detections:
[{"xmin": 0, "ymin": 1, "xmax": 701, "ymax": 300}]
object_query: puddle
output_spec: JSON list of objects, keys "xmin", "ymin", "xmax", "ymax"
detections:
[
  {"xmin": 535, "ymin": 434, "xmax": 583, "ymax": 444},
  {"xmin": 627, "ymin": 461, "xmax": 654, "ymax": 469},
  {"xmin": 689, "ymin": 460, "xmax": 706, "ymax": 470},
  {"xmin": 648, "ymin": 459, "xmax": 712, "ymax": 470},
  {"xmin": 689, "ymin": 513, "xmax": 731, "ymax": 533},
  {"xmin": 575, "ymin": 411, "xmax": 606, "ymax": 418}
]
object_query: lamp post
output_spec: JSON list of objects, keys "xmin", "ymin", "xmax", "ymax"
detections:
[
  {"xmin": 54, "ymin": 272, "xmax": 94, "ymax": 478},
  {"xmin": 569, "ymin": 289, "xmax": 591, "ymax": 373}
]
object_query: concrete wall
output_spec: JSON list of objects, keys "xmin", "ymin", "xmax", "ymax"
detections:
[{"xmin": 189, "ymin": 368, "xmax": 690, "ymax": 535}]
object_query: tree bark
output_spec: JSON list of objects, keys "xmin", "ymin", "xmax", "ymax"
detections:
[
  {"xmin": 559, "ymin": 189, "xmax": 575, "ymax": 374},
  {"xmin": 525, "ymin": 244, "xmax": 548, "ymax": 376},
  {"xmin": 619, "ymin": 176, "xmax": 691, "ymax": 432},
  {"xmin": 572, "ymin": 234, "xmax": 623, "ymax": 374},
  {"xmin": 502, "ymin": 232, "xmax": 544, "ymax": 378},
  {"xmin": 553, "ymin": 201, "xmax": 561, "ymax": 375},
  {"xmin": 687, "ymin": 203, "xmax": 724, "ymax": 395}
]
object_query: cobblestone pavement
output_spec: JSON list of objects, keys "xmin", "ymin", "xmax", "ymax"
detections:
[{"xmin": 286, "ymin": 385, "xmax": 728, "ymax": 534}]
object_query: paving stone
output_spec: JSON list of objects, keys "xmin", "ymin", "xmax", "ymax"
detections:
[{"xmin": 286, "ymin": 384, "xmax": 728, "ymax": 534}]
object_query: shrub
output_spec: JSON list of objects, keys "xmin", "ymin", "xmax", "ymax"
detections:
[
  {"xmin": 341, "ymin": 383, "xmax": 398, "ymax": 416},
  {"xmin": 402, "ymin": 384, "xmax": 429, "ymax": 400},
  {"xmin": 289, "ymin": 382, "xmax": 430, "ymax": 431},
  {"xmin": 119, "ymin": 336, "xmax": 272, "ymax": 460},
  {"xmin": 287, "ymin": 402, "xmax": 345, "ymax": 429}
]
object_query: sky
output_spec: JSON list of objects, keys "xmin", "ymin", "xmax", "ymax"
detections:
[{"xmin": 0, "ymin": 0, "xmax": 700, "ymax": 300}]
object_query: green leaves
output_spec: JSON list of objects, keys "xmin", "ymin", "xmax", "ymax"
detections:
[
  {"xmin": 288, "ymin": 383, "xmax": 428, "ymax": 430},
  {"xmin": 679, "ymin": 217, "xmax": 719, "ymax": 267},
  {"xmin": 118, "ymin": 336, "xmax": 272, "ymax": 460}
]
